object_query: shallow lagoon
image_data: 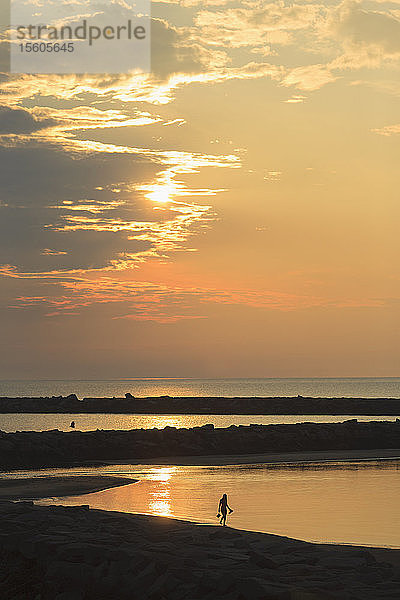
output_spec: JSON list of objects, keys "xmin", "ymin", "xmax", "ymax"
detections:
[{"xmin": 29, "ymin": 459, "xmax": 400, "ymax": 549}]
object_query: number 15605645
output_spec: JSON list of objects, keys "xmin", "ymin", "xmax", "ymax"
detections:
[{"xmin": 19, "ymin": 42, "xmax": 75, "ymax": 53}]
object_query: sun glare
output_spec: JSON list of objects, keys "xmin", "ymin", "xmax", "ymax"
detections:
[
  {"xmin": 148, "ymin": 467, "xmax": 176, "ymax": 482},
  {"xmin": 147, "ymin": 185, "xmax": 172, "ymax": 204},
  {"xmin": 149, "ymin": 500, "xmax": 172, "ymax": 517}
]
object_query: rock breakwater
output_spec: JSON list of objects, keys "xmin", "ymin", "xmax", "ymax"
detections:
[{"xmin": 1, "ymin": 420, "xmax": 400, "ymax": 470}]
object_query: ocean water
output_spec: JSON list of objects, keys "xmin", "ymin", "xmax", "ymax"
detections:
[
  {"xmin": 1, "ymin": 377, "xmax": 400, "ymax": 399},
  {"xmin": 0, "ymin": 413, "xmax": 398, "ymax": 433},
  {"xmin": 27, "ymin": 459, "xmax": 400, "ymax": 548}
]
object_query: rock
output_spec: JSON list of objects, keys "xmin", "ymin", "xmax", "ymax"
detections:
[
  {"xmin": 56, "ymin": 543, "xmax": 126, "ymax": 565},
  {"xmin": 125, "ymin": 393, "xmax": 135, "ymax": 399},
  {"xmin": 215, "ymin": 573, "xmax": 237, "ymax": 594},
  {"xmin": 236, "ymin": 578, "xmax": 289, "ymax": 600},
  {"xmin": 46, "ymin": 560, "xmax": 94, "ymax": 591},
  {"xmin": 130, "ymin": 562, "xmax": 158, "ymax": 595},
  {"xmin": 289, "ymin": 591, "xmax": 338, "ymax": 600},
  {"xmin": 248, "ymin": 551, "xmax": 279, "ymax": 569},
  {"xmin": 55, "ymin": 592, "xmax": 84, "ymax": 600},
  {"xmin": 66, "ymin": 394, "xmax": 79, "ymax": 401},
  {"xmin": 0, "ymin": 503, "xmax": 398, "ymax": 600},
  {"xmin": 318, "ymin": 550, "xmax": 375, "ymax": 571}
]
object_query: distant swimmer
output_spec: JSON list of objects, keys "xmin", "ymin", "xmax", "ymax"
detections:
[
  {"xmin": 217, "ymin": 493, "xmax": 233, "ymax": 526},
  {"xmin": 70, "ymin": 421, "xmax": 75, "ymax": 428}
]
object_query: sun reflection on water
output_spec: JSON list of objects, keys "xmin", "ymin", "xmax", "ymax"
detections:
[
  {"xmin": 149, "ymin": 499, "xmax": 172, "ymax": 516},
  {"xmin": 147, "ymin": 467, "xmax": 176, "ymax": 482},
  {"xmin": 147, "ymin": 467, "xmax": 175, "ymax": 516}
]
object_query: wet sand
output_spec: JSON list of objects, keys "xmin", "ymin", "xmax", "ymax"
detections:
[
  {"xmin": 0, "ymin": 475, "xmax": 137, "ymax": 500},
  {"xmin": 105, "ymin": 447, "xmax": 400, "ymax": 466}
]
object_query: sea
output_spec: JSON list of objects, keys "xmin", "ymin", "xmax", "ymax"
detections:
[
  {"xmin": 1, "ymin": 377, "xmax": 400, "ymax": 399},
  {"xmin": 2, "ymin": 377, "xmax": 400, "ymax": 547},
  {"xmin": 1, "ymin": 377, "xmax": 399, "ymax": 432}
]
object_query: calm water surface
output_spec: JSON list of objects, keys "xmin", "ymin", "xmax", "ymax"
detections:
[
  {"xmin": 1, "ymin": 413, "xmax": 399, "ymax": 432},
  {"xmin": 1, "ymin": 378, "xmax": 400, "ymax": 398},
  {"xmin": 18, "ymin": 460, "xmax": 400, "ymax": 549}
]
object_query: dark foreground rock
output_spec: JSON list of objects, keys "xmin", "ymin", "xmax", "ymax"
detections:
[
  {"xmin": 0, "ymin": 501, "xmax": 399, "ymax": 600},
  {"xmin": 2, "ymin": 396, "xmax": 400, "ymax": 415},
  {"xmin": 1, "ymin": 420, "xmax": 400, "ymax": 470}
]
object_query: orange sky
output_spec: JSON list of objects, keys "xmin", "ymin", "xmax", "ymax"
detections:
[{"xmin": 0, "ymin": 0, "xmax": 399, "ymax": 378}]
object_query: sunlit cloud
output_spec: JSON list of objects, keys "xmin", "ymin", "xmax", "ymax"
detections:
[
  {"xmin": 0, "ymin": 0, "xmax": 398, "ymax": 352},
  {"xmin": 263, "ymin": 170, "xmax": 282, "ymax": 182},
  {"xmin": 0, "ymin": 111, "xmax": 240, "ymax": 274},
  {"xmin": 193, "ymin": 3, "xmax": 323, "ymax": 49},
  {"xmin": 371, "ymin": 123, "xmax": 400, "ymax": 136},
  {"xmin": 283, "ymin": 95, "xmax": 306, "ymax": 103},
  {"xmin": 0, "ymin": 58, "xmax": 282, "ymax": 109},
  {"xmin": 44, "ymin": 149, "xmax": 238, "ymax": 256},
  {"xmin": 41, "ymin": 248, "xmax": 68, "ymax": 256},
  {"xmin": 1, "ymin": 268, "xmax": 387, "ymax": 321},
  {"xmin": 281, "ymin": 64, "xmax": 338, "ymax": 91}
]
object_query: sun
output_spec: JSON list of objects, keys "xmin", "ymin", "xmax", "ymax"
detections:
[{"xmin": 147, "ymin": 185, "xmax": 172, "ymax": 203}]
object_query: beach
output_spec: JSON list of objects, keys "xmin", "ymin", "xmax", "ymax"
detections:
[
  {"xmin": 111, "ymin": 447, "xmax": 400, "ymax": 466},
  {"xmin": 0, "ymin": 475, "xmax": 137, "ymax": 500},
  {"xmin": 0, "ymin": 460, "xmax": 400, "ymax": 598},
  {"xmin": 1, "ymin": 420, "xmax": 400, "ymax": 597},
  {"xmin": 1, "ymin": 498, "xmax": 399, "ymax": 599}
]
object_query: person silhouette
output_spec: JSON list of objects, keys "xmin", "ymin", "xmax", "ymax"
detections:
[
  {"xmin": 217, "ymin": 493, "xmax": 233, "ymax": 526},
  {"xmin": 70, "ymin": 421, "xmax": 75, "ymax": 428}
]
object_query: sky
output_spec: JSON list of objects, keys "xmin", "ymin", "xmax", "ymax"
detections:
[{"xmin": 0, "ymin": 0, "xmax": 399, "ymax": 379}]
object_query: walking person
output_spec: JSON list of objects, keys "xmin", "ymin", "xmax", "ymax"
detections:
[{"xmin": 217, "ymin": 493, "xmax": 233, "ymax": 526}]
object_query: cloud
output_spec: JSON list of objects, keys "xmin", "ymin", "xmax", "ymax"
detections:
[
  {"xmin": 155, "ymin": 0, "xmax": 235, "ymax": 5},
  {"xmin": 2, "ymin": 0, "xmax": 397, "ymax": 331},
  {"xmin": 334, "ymin": 0, "xmax": 400, "ymax": 55},
  {"xmin": 0, "ymin": 105, "xmax": 160, "ymax": 135},
  {"xmin": 283, "ymin": 94, "xmax": 306, "ymax": 103},
  {"xmin": 151, "ymin": 18, "xmax": 229, "ymax": 77},
  {"xmin": 281, "ymin": 64, "xmax": 338, "ymax": 90},
  {"xmin": 0, "ymin": 118, "xmax": 239, "ymax": 274},
  {"xmin": 0, "ymin": 53, "xmax": 282, "ymax": 107},
  {"xmin": 0, "ymin": 106, "xmax": 57, "ymax": 133},
  {"xmin": 328, "ymin": 0, "xmax": 400, "ymax": 71},
  {"xmin": 193, "ymin": 3, "xmax": 322, "ymax": 49},
  {"xmin": 372, "ymin": 123, "xmax": 400, "ymax": 135},
  {"xmin": 1, "ymin": 267, "xmax": 386, "ymax": 321}
]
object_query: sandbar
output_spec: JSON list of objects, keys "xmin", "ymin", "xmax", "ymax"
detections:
[{"xmin": 0, "ymin": 475, "xmax": 137, "ymax": 500}]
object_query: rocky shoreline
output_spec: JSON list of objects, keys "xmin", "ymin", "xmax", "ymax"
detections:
[
  {"xmin": 1, "ymin": 420, "xmax": 400, "ymax": 471},
  {"xmin": 1, "ymin": 500, "xmax": 399, "ymax": 599},
  {"xmin": 2, "ymin": 395, "xmax": 400, "ymax": 415}
]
